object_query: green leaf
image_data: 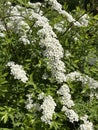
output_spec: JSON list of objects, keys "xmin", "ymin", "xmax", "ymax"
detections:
[
  {"xmin": 1, "ymin": 113, "xmax": 8, "ymax": 124},
  {"xmin": 17, "ymin": 0, "xmax": 29, "ymax": 5},
  {"xmin": 26, "ymin": 73, "xmax": 37, "ymax": 89}
]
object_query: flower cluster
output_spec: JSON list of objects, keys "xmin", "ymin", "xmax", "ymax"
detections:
[
  {"xmin": 1, "ymin": 1, "xmax": 66, "ymax": 83},
  {"xmin": 57, "ymin": 84, "xmax": 78, "ymax": 122},
  {"xmin": 45, "ymin": 0, "xmax": 62, "ymax": 12},
  {"xmin": 39, "ymin": 94, "xmax": 56, "ymax": 124},
  {"xmin": 57, "ymin": 84, "xmax": 74, "ymax": 108},
  {"xmin": 79, "ymin": 14, "xmax": 89, "ymax": 27},
  {"xmin": 30, "ymin": 9, "xmax": 66, "ymax": 83},
  {"xmin": 65, "ymin": 71, "xmax": 98, "ymax": 99},
  {"xmin": 45, "ymin": 0, "xmax": 75, "ymax": 23},
  {"xmin": 45, "ymin": 0, "xmax": 89, "ymax": 27},
  {"xmin": 25, "ymin": 94, "xmax": 34, "ymax": 110},
  {"xmin": 6, "ymin": 3, "xmax": 31, "ymax": 45},
  {"xmin": 38, "ymin": 92, "xmax": 45, "ymax": 100},
  {"xmin": 0, "ymin": 20, "xmax": 6, "ymax": 37},
  {"xmin": 6, "ymin": 1, "xmax": 66, "ymax": 83},
  {"xmin": 25, "ymin": 94, "xmax": 40, "ymax": 111},
  {"xmin": 65, "ymin": 71, "xmax": 98, "ymax": 89},
  {"xmin": 7, "ymin": 61, "xmax": 28, "ymax": 83},
  {"xmin": 62, "ymin": 106, "xmax": 79, "ymax": 123},
  {"xmin": 54, "ymin": 21, "xmax": 66, "ymax": 33},
  {"xmin": 80, "ymin": 115, "xmax": 94, "ymax": 130}
]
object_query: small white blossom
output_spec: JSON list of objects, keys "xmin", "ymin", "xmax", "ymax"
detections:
[
  {"xmin": 28, "ymin": 2, "xmax": 41, "ymax": 9},
  {"xmin": 73, "ymin": 21, "xmax": 82, "ymax": 27},
  {"xmin": 65, "ymin": 50, "xmax": 71, "ymax": 57},
  {"xmin": 57, "ymin": 84, "xmax": 70, "ymax": 95},
  {"xmin": 0, "ymin": 23, "xmax": 6, "ymax": 31},
  {"xmin": 61, "ymin": 97, "xmax": 74, "ymax": 108},
  {"xmin": 5, "ymin": 1, "xmax": 12, "ymax": 6},
  {"xmin": 74, "ymin": 37, "xmax": 78, "ymax": 41},
  {"xmin": 57, "ymin": 84, "xmax": 74, "ymax": 108},
  {"xmin": 34, "ymin": 10, "xmax": 66, "ymax": 83},
  {"xmin": 62, "ymin": 106, "xmax": 79, "ymax": 123},
  {"xmin": 38, "ymin": 92, "xmax": 45, "ymax": 100},
  {"xmin": 7, "ymin": 61, "xmax": 28, "ymax": 83},
  {"xmin": 60, "ymin": 10, "xmax": 75, "ymax": 22},
  {"xmin": 54, "ymin": 21, "xmax": 66, "ymax": 33},
  {"xmin": 15, "ymin": 20, "xmax": 30, "ymax": 35},
  {"xmin": 80, "ymin": 115, "xmax": 94, "ymax": 130},
  {"xmin": 65, "ymin": 71, "xmax": 98, "ymax": 90},
  {"xmin": 42, "ymin": 73, "xmax": 49, "ymax": 80},
  {"xmin": 80, "ymin": 115, "xmax": 88, "ymax": 122},
  {"xmin": 0, "ymin": 33, "xmax": 5, "ymax": 37},
  {"xmin": 19, "ymin": 35, "xmax": 30, "ymax": 45},
  {"xmin": 40, "ymin": 95, "xmax": 56, "ymax": 124},
  {"xmin": 80, "ymin": 14, "xmax": 89, "ymax": 27},
  {"xmin": 80, "ymin": 122, "xmax": 94, "ymax": 130},
  {"xmin": 45, "ymin": 0, "xmax": 62, "ymax": 12},
  {"xmin": 25, "ymin": 94, "xmax": 34, "ymax": 110}
]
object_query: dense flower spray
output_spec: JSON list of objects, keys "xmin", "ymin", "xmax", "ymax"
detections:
[
  {"xmin": 7, "ymin": 61, "xmax": 28, "ymax": 83},
  {"xmin": 39, "ymin": 94, "xmax": 56, "ymax": 124},
  {"xmin": 65, "ymin": 71, "xmax": 98, "ymax": 98},
  {"xmin": 57, "ymin": 84, "xmax": 79, "ymax": 122},
  {"xmin": 57, "ymin": 84, "xmax": 75, "ymax": 108},
  {"xmin": 80, "ymin": 115, "xmax": 94, "ymax": 130}
]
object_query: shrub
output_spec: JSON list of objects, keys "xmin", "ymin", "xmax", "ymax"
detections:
[{"xmin": 0, "ymin": 0, "xmax": 98, "ymax": 130}]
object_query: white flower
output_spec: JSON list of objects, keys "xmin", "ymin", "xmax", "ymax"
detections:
[
  {"xmin": 62, "ymin": 106, "xmax": 79, "ymax": 123},
  {"xmin": 7, "ymin": 61, "xmax": 28, "ymax": 83},
  {"xmin": 28, "ymin": 1, "xmax": 41, "ymax": 9},
  {"xmin": 80, "ymin": 115, "xmax": 94, "ymax": 130},
  {"xmin": 35, "ymin": 16, "xmax": 49, "ymax": 27},
  {"xmin": 57, "ymin": 84, "xmax": 70, "ymax": 95},
  {"xmin": 52, "ymin": 2, "xmax": 62, "ymax": 12},
  {"xmin": 45, "ymin": 0, "xmax": 74, "ymax": 22},
  {"xmin": 0, "ymin": 33, "xmax": 5, "ymax": 37},
  {"xmin": 80, "ymin": 122, "xmax": 94, "ymax": 130},
  {"xmin": 61, "ymin": 97, "xmax": 75, "ymax": 108},
  {"xmin": 45, "ymin": 0, "xmax": 86, "ymax": 27},
  {"xmin": 65, "ymin": 50, "xmax": 71, "ymax": 57},
  {"xmin": 19, "ymin": 35, "xmax": 30, "ymax": 45},
  {"xmin": 65, "ymin": 71, "xmax": 98, "ymax": 90},
  {"xmin": 65, "ymin": 71, "xmax": 81, "ymax": 81},
  {"xmin": 65, "ymin": 71, "xmax": 98, "ymax": 98},
  {"xmin": 25, "ymin": 102, "xmax": 34, "ymax": 110},
  {"xmin": 0, "ymin": 21, "xmax": 6, "ymax": 32},
  {"xmin": 4, "ymin": 1, "xmax": 66, "ymax": 83},
  {"xmin": 45, "ymin": 0, "xmax": 62, "ymax": 12},
  {"xmin": 60, "ymin": 10, "xmax": 75, "ymax": 22},
  {"xmin": 54, "ymin": 21, "xmax": 66, "ymax": 33},
  {"xmin": 52, "ymin": 71, "xmax": 66, "ymax": 83},
  {"xmin": 38, "ymin": 92, "xmax": 45, "ymax": 100},
  {"xmin": 34, "ymin": 11, "xmax": 66, "ymax": 83},
  {"xmin": 57, "ymin": 84, "xmax": 75, "ymax": 108},
  {"xmin": 40, "ymin": 95, "xmax": 56, "ymax": 124},
  {"xmin": 80, "ymin": 14, "xmax": 89, "ymax": 27},
  {"xmin": 15, "ymin": 20, "xmax": 30, "ymax": 35},
  {"xmin": 74, "ymin": 37, "xmax": 78, "ymax": 41},
  {"xmin": 42, "ymin": 73, "xmax": 48, "ymax": 80},
  {"xmin": 73, "ymin": 21, "xmax": 82, "ymax": 27},
  {"xmin": 5, "ymin": 1, "xmax": 12, "ymax": 6},
  {"xmin": 25, "ymin": 94, "xmax": 33, "ymax": 110},
  {"xmin": 80, "ymin": 115, "xmax": 88, "ymax": 122}
]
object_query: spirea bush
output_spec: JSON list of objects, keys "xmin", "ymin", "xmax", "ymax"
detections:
[{"xmin": 0, "ymin": 0, "xmax": 98, "ymax": 130}]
